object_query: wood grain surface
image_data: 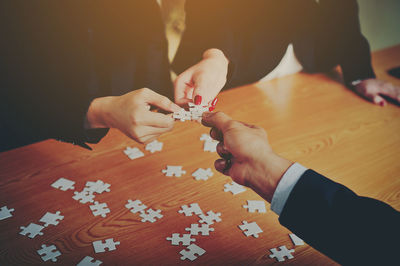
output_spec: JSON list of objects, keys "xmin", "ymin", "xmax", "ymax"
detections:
[{"xmin": 1, "ymin": 45, "xmax": 399, "ymax": 265}]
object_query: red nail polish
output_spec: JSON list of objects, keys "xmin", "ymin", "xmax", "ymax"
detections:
[
  {"xmin": 185, "ymin": 82, "xmax": 194, "ymax": 88},
  {"xmin": 211, "ymin": 97, "xmax": 218, "ymax": 106},
  {"xmin": 209, "ymin": 106, "xmax": 215, "ymax": 111},
  {"xmin": 194, "ymin": 95, "xmax": 202, "ymax": 105}
]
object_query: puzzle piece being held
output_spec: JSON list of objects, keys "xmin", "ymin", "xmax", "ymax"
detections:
[
  {"xmin": 173, "ymin": 109, "xmax": 192, "ymax": 122},
  {"xmin": 37, "ymin": 244, "xmax": 61, "ymax": 262},
  {"xmin": 0, "ymin": 206, "xmax": 15, "ymax": 220},
  {"xmin": 238, "ymin": 221, "xmax": 263, "ymax": 238}
]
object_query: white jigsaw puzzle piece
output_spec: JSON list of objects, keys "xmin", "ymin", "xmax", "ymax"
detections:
[
  {"xmin": 73, "ymin": 190, "xmax": 95, "ymax": 204},
  {"xmin": 180, "ymin": 244, "xmax": 206, "ymax": 261},
  {"xmin": 85, "ymin": 180, "xmax": 111, "ymax": 194},
  {"xmin": 192, "ymin": 168, "xmax": 214, "ymax": 181},
  {"xmin": 224, "ymin": 181, "xmax": 246, "ymax": 195},
  {"xmin": 37, "ymin": 244, "xmax": 61, "ymax": 262},
  {"xmin": 140, "ymin": 208, "xmax": 163, "ymax": 223},
  {"xmin": 166, "ymin": 233, "xmax": 196, "ymax": 246},
  {"xmin": 198, "ymin": 211, "xmax": 222, "ymax": 225},
  {"xmin": 243, "ymin": 200, "xmax": 267, "ymax": 213},
  {"xmin": 178, "ymin": 203, "xmax": 203, "ymax": 216},
  {"xmin": 125, "ymin": 199, "xmax": 147, "ymax": 214},
  {"xmin": 89, "ymin": 201, "xmax": 110, "ymax": 218},
  {"xmin": 289, "ymin": 233, "xmax": 305, "ymax": 246},
  {"xmin": 39, "ymin": 211, "xmax": 64, "ymax": 227},
  {"xmin": 0, "ymin": 206, "xmax": 15, "ymax": 220},
  {"xmin": 145, "ymin": 140, "xmax": 163, "ymax": 153},
  {"xmin": 185, "ymin": 224, "xmax": 214, "ymax": 236},
  {"xmin": 238, "ymin": 221, "xmax": 263, "ymax": 238},
  {"xmin": 51, "ymin": 177, "xmax": 75, "ymax": 191},
  {"xmin": 162, "ymin": 165, "xmax": 186, "ymax": 177},
  {"xmin": 124, "ymin": 147, "xmax": 144, "ymax": 160},
  {"xmin": 19, "ymin": 223, "xmax": 44, "ymax": 239},
  {"xmin": 269, "ymin": 245, "xmax": 295, "ymax": 262},
  {"xmin": 77, "ymin": 256, "xmax": 103, "ymax": 266},
  {"xmin": 92, "ymin": 238, "xmax": 120, "ymax": 253}
]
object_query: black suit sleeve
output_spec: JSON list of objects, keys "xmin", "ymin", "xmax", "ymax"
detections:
[
  {"xmin": 315, "ymin": 0, "xmax": 376, "ymax": 85},
  {"xmin": 279, "ymin": 169, "xmax": 400, "ymax": 265}
]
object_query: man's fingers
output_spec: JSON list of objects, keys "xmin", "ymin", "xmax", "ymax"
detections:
[
  {"xmin": 140, "ymin": 111, "xmax": 175, "ymax": 128},
  {"xmin": 210, "ymin": 127, "xmax": 223, "ymax": 141},
  {"xmin": 202, "ymin": 111, "xmax": 233, "ymax": 133},
  {"xmin": 143, "ymin": 88, "xmax": 181, "ymax": 113},
  {"xmin": 215, "ymin": 158, "xmax": 231, "ymax": 176},
  {"xmin": 216, "ymin": 142, "xmax": 232, "ymax": 159}
]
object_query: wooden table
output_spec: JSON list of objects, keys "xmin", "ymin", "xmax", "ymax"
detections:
[{"xmin": 1, "ymin": 45, "xmax": 399, "ymax": 265}]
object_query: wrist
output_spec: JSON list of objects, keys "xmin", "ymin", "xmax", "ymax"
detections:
[
  {"xmin": 86, "ymin": 96, "xmax": 114, "ymax": 129},
  {"xmin": 250, "ymin": 153, "xmax": 293, "ymax": 203}
]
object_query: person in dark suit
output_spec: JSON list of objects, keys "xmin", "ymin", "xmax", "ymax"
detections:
[
  {"xmin": 0, "ymin": 1, "xmax": 229, "ymax": 152},
  {"xmin": 173, "ymin": 0, "xmax": 400, "ymax": 107},
  {"xmin": 201, "ymin": 111, "xmax": 400, "ymax": 265}
]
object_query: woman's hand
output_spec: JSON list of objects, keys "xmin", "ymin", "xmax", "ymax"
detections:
[
  {"xmin": 86, "ymin": 88, "xmax": 182, "ymax": 143},
  {"xmin": 174, "ymin": 48, "xmax": 228, "ymax": 108}
]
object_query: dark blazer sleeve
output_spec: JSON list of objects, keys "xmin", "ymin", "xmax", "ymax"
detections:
[
  {"xmin": 279, "ymin": 169, "xmax": 400, "ymax": 265},
  {"xmin": 316, "ymin": 0, "xmax": 376, "ymax": 85}
]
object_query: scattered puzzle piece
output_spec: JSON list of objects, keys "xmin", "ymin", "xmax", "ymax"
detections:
[
  {"xmin": 145, "ymin": 140, "xmax": 163, "ymax": 153},
  {"xmin": 166, "ymin": 233, "xmax": 196, "ymax": 246},
  {"xmin": 92, "ymin": 238, "xmax": 120, "ymax": 253},
  {"xmin": 224, "ymin": 181, "xmax": 246, "ymax": 195},
  {"xmin": 243, "ymin": 200, "xmax": 267, "ymax": 213},
  {"xmin": 77, "ymin": 256, "xmax": 103, "ymax": 266},
  {"xmin": 199, "ymin": 211, "xmax": 222, "ymax": 225},
  {"xmin": 85, "ymin": 180, "xmax": 111, "ymax": 194},
  {"xmin": 180, "ymin": 244, "xmax": 206, "ymax": 261},
  {"xmin": 51, "ymin": 177, "xmax": 75, "ymax": 191},
  {"xmin": 269, "ymin": 245, "xmax": 295, "ymax": 262},
  {"xmin": 19, "ymin": 223, "xmax": 44, "ymax": 239},
  {"xmin": 200, "ymin": 133, "xmax": 213, "ymax": 142},
  {"xmin": 203, "ymin": 139, "xmax": 218, "ymax": 152},
  {"xmin": 185, "ymin": 224, "xmax": 214, "ymax": 236},
  {"xmin": 238, "ymin": 221, "xmax": 263, "ymax": 238},
  {"xmin": 192, "ymin": 168, "xmax": 214, "ymax": 181},
  {"xmin": 124, "ymin": 147, "xmax": 145, "ymax": 160},
  {"xmin": 39, "ymin": 211, "xmax": 64, "ymax": 227},
  {"xmin": 37, "ymin": 244, "xmax": 61, "ymax": 262},
  {"xmin": 289, "ymin": 233, "xmax": 305, "ymax": 246},
  {"xmin": 178, "ymin": 203, "xmax": 202, "ymax": 216},
  {"xmin": 0, "ymin": 206, "xmax": 15, "ymax": 220},
  {"xmin": 73, "ymin": 190, "xmax": 95, "ymax": 204},
  {"xmin": 125, "ymin": 199, "xmax": 147, "ymax": 214},
  {"xmin": 89, "ymin": 201, "xmax": 110, "ymax": 218},
  {"xmin": 140, "ymin": 208, "xmax": 163, "ymax": 223},
  {"xmin": 162, "ymin": 166, "xmax": 186, "ymax": 177}
]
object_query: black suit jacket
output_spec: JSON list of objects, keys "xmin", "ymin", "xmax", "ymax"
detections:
[
  {"xmin": 173, "ymin": 0, "xmax": 375, "ymax": 89},
  {"xmin": 0, "ymin": 1, "xmax": 171, "ymax": 151},
  {"xmin": 280, "ymin": 170, "xmax": 400, "ymax": 265}
]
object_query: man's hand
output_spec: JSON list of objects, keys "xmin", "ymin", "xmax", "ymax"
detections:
[
  {"xmin": 353, "ymin": 79, "xmax": 400, "ymax": 106},
  {"xmin": 174, "ymin": 48, "xmax": 228, "ymax": 108},
  {"xmin": 202, "ymin": 112, "xmax": 292, "ymax": 202},
  {"xmin": 86, "ymin": 88, "xmax": 182, "ymax": 144}
]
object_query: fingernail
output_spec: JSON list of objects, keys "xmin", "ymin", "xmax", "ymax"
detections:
[
  {"xmin": 185, "ymin": 82, "xmax": 194, "ymax": 88},
  {"xmin": 211, "ymin": 97, "xmax": 218, "ymax": 106},
  {"xmin": 209, "ymin": 106, "xmax": 215, "ymax": 111},
  {"xmin": 379, "ymin": 101, "xmax": 385, "ymax": 107},
  {"xmin": 202, "ymin": 112, "xmax": 211, "ymax": 117},
  {"xmin": 194, "ymin": 95, "xmax": 202, "ymax": 105}
]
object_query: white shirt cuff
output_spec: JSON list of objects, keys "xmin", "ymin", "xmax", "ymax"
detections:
[{"xmin": 271, "ymin": 163, "xmax": 308, "ymax": 216}]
